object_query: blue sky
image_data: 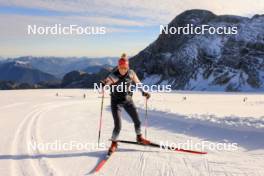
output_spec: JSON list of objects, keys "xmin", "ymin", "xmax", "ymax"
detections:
[{"xmin": 0, "ymin": 0, "xmax": 263, "ymax": 58}]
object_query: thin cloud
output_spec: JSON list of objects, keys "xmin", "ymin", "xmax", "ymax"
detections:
[
  {"xmin": 1, "ymin": 0, "xmax": 263, "ymax": 26},
  {"xmin": 0, "ymin": 13, "xmax": 150, "ymax": 38}
]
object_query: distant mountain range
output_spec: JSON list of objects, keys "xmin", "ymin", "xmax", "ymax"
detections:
[
  {"xmin": 130, "ymin": 9, "xmax": 264, "ymax": 91},
  {"xmin": 0, "ymin": 57, "xmax": 117, "ymax": 89},
  {"xmin": 0, "ymin": 61, "xmax": 58, "ymax": 84},
  {"xmin": 0, "ymin": 56, "xmax": 118, "ymax": 78},
  {"xmin": 61, "ymin": 67, "xmax": 112, "ymax": 88}
]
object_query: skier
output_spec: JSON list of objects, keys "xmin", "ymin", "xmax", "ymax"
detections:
[{"xmin": 101, "ymin": 53, "xmax": 151, "ymax": 154}]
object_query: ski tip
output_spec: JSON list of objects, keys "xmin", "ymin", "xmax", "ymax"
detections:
[
  {"xmin": 94, "ymin": 153, "xmax": 112, "ymax": 173},
  {"xmin": 94, "ymin": 159, "xmax": 107, "ymax": 173},
  {"xmin": 195, "ymin": 151, "xmax": 207, "ymax": 155}
]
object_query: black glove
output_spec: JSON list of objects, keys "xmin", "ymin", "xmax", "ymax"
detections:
[{"xmin": 142, "ymin": 92, "xmax": 151, "ymax": 99}]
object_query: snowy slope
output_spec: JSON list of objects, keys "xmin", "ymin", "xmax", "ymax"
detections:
[{"xmin": 0, "ymin": 89, "xmax": 264, "ymax": 176}]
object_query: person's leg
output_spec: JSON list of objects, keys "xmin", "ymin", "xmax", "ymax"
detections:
[
  {"xmin": 111, "ymin": 99, "xmax": 122, "ymax": 141},
  {"xmin": 123, "ymin": 97, "xmax": 150, "ymax": 145},
  {"xmin": 123, "ymin": 99, "xmax": 141, "ymax": 136}
]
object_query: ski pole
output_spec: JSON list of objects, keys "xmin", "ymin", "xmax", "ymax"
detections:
[
  {"xmin": 144, "ymin": 97, "xmax": 148, "ymax": 138},
  {"xmin": 98, "ymin": 90, "xmax": 105, "ymax": 147}
]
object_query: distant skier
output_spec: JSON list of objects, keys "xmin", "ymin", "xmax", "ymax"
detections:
[
  {"xmin": 243, "ymin": 97, "xmax": 248, "ymax": 102},
  {"xmin": 101, "ymin": 53, "xmax": 151, "ymax": 154}
]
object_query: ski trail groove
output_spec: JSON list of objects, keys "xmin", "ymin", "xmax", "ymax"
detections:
[
  {"xmin": 11, "ymin": 102, "xmax": 58, "ymax": 176},
  {"xmin": 11, "ymin": 103, "xmax": 45, "ymax": 176},
  {"xmin": 139, "ymin": 151, "xmax": 146, "ymax": 176},
  {"xmin": 11, "ymin": 101, "xmax": 80, "ymax": 176},
  {"xmin": 26, "ymin": 104, "xmax": 57, "ymax": 176}
]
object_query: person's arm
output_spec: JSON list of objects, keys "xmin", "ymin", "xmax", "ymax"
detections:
[
  {"xmin": 131, "ymin": 72, "xmax": 141, "ymax": 84},
  {"xmin": 101, "ymin": 77, "xmax": 113, "ymax": 86},
  {"xmin": 131, "ymin": 71, "xmax": 151, "ymax": 99},
  {"xmin": 100, "ymin": 72, "xmax": 118, "ymax": 87}
]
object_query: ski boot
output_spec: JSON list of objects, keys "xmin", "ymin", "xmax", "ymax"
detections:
[
  {"xmin": 137, "ymin": 134, "xmax": 151, "ymax": 145},
  {"xmin": 108, "ymin": 141, "xmax": 118, "ymax": 155}
]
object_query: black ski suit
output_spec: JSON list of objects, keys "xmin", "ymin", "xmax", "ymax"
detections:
[{"xmin": 104, "ymin": 69, "xmax": 142, "ymax": 141}]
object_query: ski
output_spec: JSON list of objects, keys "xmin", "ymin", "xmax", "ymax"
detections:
[
  {"xmin": 94, "ymin": 152, "xmax": 113, "ymax": 173},
  {"xmin": 116, "ymin": 140, "xmax": 207, "ymax": 155}
]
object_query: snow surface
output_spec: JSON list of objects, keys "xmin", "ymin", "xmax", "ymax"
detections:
[{"xmin": 0, "ymin": 89, "xmax": 264, "ymax": 176}]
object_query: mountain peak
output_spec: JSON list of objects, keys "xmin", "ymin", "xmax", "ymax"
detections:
[
  {"xmin": 170, "ymin": 9, "xmax": 216, "ymax": 26},
  {"xmin": 130, "ymin": 9, "xmax": 264, "ymax": 91}
]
